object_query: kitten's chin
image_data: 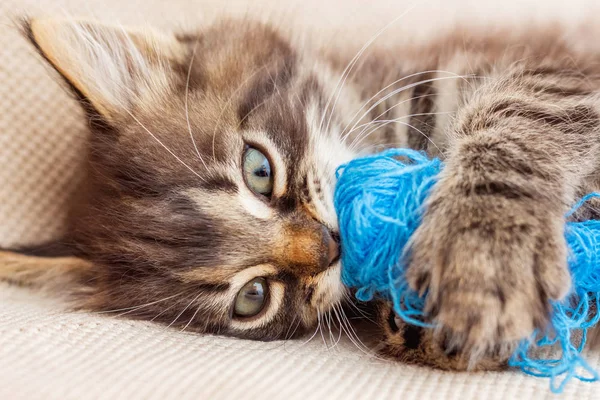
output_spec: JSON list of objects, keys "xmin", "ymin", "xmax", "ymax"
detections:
[{"xmin": 303, "ymin": 262, "xmax": 346, "ymax": 324}]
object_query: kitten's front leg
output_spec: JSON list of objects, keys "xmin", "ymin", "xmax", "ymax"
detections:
[{"xmin": 406, "ymin": 68, "xmax": 600, "ymax": 360}]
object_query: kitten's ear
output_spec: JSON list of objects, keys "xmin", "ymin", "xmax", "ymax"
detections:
[{"xmin": 24, "ymin": 18, "xmax": 187, "ymax": 122}]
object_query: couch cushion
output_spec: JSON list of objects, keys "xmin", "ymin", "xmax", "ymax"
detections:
[{"xmin": 1, "ymin": 282, "xmax": 598, "ymax": 400}]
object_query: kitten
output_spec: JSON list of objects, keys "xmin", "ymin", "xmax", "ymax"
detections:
[
  {"xmin": 7, "ymin": 17, "xmax": 357, "ymax": 341},
  {"xmin": 4, "ymin": 16, "xmax": 600, "ymax": 369}
]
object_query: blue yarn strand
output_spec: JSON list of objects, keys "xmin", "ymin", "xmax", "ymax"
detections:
[{"xmin": 334, "ymin": 149, "xmax": 600, "ymax": 393}]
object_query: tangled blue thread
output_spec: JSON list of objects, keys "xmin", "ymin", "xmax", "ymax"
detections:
[{"xmin": 334, "ymin": 149, "xmax": 600, "ymax": 393}]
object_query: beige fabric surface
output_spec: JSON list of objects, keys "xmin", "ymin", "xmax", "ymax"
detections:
[
  {"xmin": 2, "ymin": 0, "xmax": 600, "ymax": 398},
  {"xmin": 1, "ymin": 282, "xmax": 599, "ymax": 400}
]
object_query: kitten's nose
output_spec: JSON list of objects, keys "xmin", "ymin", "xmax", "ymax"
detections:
[
  {"xmin": 274, "ymin": 219, "xmax": 341, "ymax": 274},
  {"xmin": 326, "ymin": 230, "xmax": 340, "ymax": 265}
]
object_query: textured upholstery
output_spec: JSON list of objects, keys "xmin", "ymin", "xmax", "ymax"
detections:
[
  {"xmin": 1, "ymin": 0, "xmax": 599, "ymax": 398},
  {"xmin": 2, "ymin": 283, "xmax": 599, "ymax": 400}
]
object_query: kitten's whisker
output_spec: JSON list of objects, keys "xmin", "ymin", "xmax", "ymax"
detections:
[
  {"xmin": 319, "ymin": 5, "xmax": 419, "ymax": 137},
  {"xmin": 280, "ymin": 317, "xmax": 304, "ymax": 354},
  {"xmin": 339, "ymin": 307, "xmax": 381, "ymax": 358},
  {"xmin": 335, "ymin": 304, "xmax": 386, "ymax": 360},
  {"xmin": 266, "ymin": 67, "xmax": 284, "ymax": 103},
  {"xmin": 331, "ymin": 304, "xmax": 345, "ymax": 348},
  {"xmin": 324, "ymin": 309, "xmax": 335, "ymax": 349},
  {"xmin": 123, "ymin": 109, "xmax": 205, "ymax": 181},
  {"xmin": 344, "ymin": 92, "xmax": 438, "ymax": 143},
  {"xmin": 350, "ymin": 107, "xmax": 453, "ymax": 147},
  {"xmin": 327, "ymin": 304, "xmax": 343, "ymax": 349},
  {"xmin": 350, "ymin": 120, "xmax": 432, "ymax": 153},
  {"xmin": 284, "ymin": 316, "xmax": 297, "ymax": 340},
  {"xmin": 340, "ymin": 70, "xmax": 463, "ymax": 139},
  {"xmin": 300, "ymin": 321, "xmax": 322, "ymax": 347},
  {"xmin": 335, "ymin": 305, "xmax": 366, "ymax": 349},
  {"xmin": 165, "ymin": 292, "xmax": 203, "ymax": 329},
  {"xmin": 350, "ymin": 116, "xmax": 450, "ymax": 153},
  {"xmin": 350, "ymin": 110, "xmax": 451, "ymax": 146},
  {"xmin": 338, "ymin": 305, "xmax": 366, "ymax": 346},
  {"xmin": 332, "ymin": 305, "xmax": 370, "ymax": 354},
  {"xmin": 180, "ymin": 302, "xmax": 203, "ymax": 332},
  {"xmin": 357, "ymin": 141, "xmax": 406, "ymax": 154},
  {"xmin": 343, "ymin": 75, "xmax": 474, "ymax": 144},
  {"xmin": 235, "ymin": 97, "xmax": 272, "ymax": 131},
  {"xmin": 150, "ymin": 301, "xmax": 181, "ymax": 322},
  {"xmin": 97, "ymin": 291, "xmax": 187, "ymax": 315},
  {"xmin": 334, "ymin": 313, "xmax": 343, "ymax": 348},
  {"xmin": 327, "ymin": 311, "xmax": 336, "ymax": 348},
  {"xmin": 284, "ymin": 315, "xmax": 299, "ymax": 341},
  {"xmin": 211, "ymin": 64, "xmax": 271, "ymax": 161},
  {"xmin": 341, "ymin": 292, "xmax": 376, "ymax": 322},
  {"xmin": 184, "ymin": 37, "xmax": 209, "ymax": 170},
  {"xmin": 317, "ymin": 309, "xmax": 328, "ymax": 349}
]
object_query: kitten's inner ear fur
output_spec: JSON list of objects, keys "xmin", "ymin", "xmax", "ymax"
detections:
[{"xmin": 26, "ymin": 18, "xmax": 187, "ymax": 122}]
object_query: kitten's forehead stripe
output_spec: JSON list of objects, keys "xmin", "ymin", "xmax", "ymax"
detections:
[{"xmin": 236, "ymin": 53, "xmax": 296, "ymax": 129}]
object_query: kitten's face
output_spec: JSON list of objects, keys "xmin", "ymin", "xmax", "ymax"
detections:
[{"xmin": 26, "ymin": 18, "xmax": 360, "ymax": 339}]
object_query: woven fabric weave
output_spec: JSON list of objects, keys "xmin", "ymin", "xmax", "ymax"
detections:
[{"xmin": 2, "ymin": 282, "xmax": 599, "ymax": 400}]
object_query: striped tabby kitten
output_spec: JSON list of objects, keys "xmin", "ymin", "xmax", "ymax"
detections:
[{"xmin": 5, "ymin": 16, "xmax": 600, "ymax": 368}]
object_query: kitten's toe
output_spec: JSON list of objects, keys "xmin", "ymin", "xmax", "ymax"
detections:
[
  {"xmin": 377, "ymin": 302, "xmax": 508, "ymax": 371},
  {"xmin": 405, "ymin": 198, "xmax": 570, "ymax": 360}
]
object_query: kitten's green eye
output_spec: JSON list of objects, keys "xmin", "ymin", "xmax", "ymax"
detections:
[
  {"xmin": 243, "ymin": 147, "xmax": 273, "ymax": 197},
  {"xmin": 234, "ymin": 277, "xmax": 269, "ymax": 318}
]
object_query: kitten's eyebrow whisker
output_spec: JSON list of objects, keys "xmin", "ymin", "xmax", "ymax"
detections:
[
  {"xmin": 123, "ymin": 108, "xmax": 206, "ymax": 182},
  {"xmin": 318, "ymin": 4, "xmax": 419, "ymax": 137},
  {"xmin": 266, "ymin": 67, "xmax": 284, "ymax": 103},
  {"xmin": 342, "ymin": 74, "xmax": 475, "ymax": 144},
  {"xmin": 350, "ymin": 118, "xmax": 445, "ymax": 153},
  {"xmin": 340, "ymin": 70, "xmax": 465, "ymax": 140},
  {"xmin": 342, "ymin": 92, "xmax": 437, "ymax": 144},
  {"xmin": 184, "ymin": 37, "xmax": 209, "ymax": 171},
  {"xmin": 350, "ymin": 110, "xmax": 454, "ymax": 150},
  {"xmin": 211, "ymin": 64, "xmax": 271, "ymax": 161},
  {"xmin": 234, "ymin": 97, "xmax": 272, "ymax": 131}
]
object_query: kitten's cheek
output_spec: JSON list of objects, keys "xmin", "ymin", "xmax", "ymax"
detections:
[{"xmin": 311, "ymin": 262, "xmax": 345, "ymax": 311}]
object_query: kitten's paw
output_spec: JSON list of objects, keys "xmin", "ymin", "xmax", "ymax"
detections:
[{"xmin": 405, "ymin": 187, "xmax": 571, "ymax": 360}]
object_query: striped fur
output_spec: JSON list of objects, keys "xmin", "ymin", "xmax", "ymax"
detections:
[{"xmin": 7, "ymin": 16, "xmax": 600, "ymax": 368}]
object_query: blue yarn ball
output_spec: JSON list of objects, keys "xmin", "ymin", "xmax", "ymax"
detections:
[{"xmin": 334, "ymin": 148, "xmax": 600, "ymax": 393}]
